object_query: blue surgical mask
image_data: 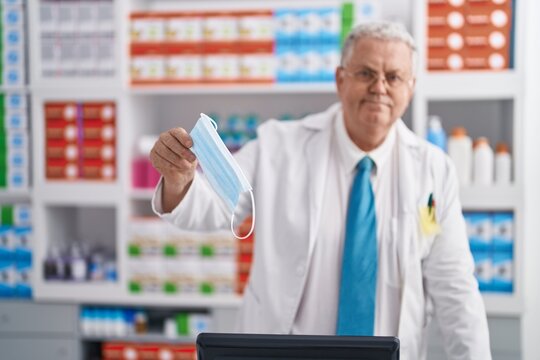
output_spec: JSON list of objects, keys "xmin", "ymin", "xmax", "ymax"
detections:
[{"xmin": 190, "ymin": 113, "xmax": 255, "ymax": 239}]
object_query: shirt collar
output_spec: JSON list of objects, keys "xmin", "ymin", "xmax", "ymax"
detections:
[{"xmin": 334, "ymin": 110, "xmax": 396, "ymax": 175}]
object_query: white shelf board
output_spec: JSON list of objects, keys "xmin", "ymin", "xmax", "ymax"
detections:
[
  {"xmin": 130, "ymin": 189, "xmax": 155, "ymax": 200},
  {"xmin": 459, "ymin": 185, "xmax": 519, "ymax": 210},
  {"xmin": 483, "ymin": 293, "xmax": 522, "ymax": 316},
  {"xmin": 0, "ymin": 189, "xmax": 32, "ymax": 200},
  {"xmin": 36, "ymin": 183, "xmax": 122, "ymax": 205},
  {"xmin": 130, "ymin": 83, "xmax": 337, "ymax": 95},
  {"xmin": 117, "ymin": 293, "xmax": 243, "ymax": 308},
  {"xmin": 81, "ymin": 334, "xmax": 195, "ymax": 344},
  {"xmin": 35, "ymin": 282, "xmax": 123, "ymax": 303},
  {"xmin": 422, "ymin": 72, "xmax": 520, "ymax": 100}
]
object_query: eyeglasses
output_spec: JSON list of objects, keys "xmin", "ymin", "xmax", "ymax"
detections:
[{"xmin": 340, "ymin": 66, "xmax": 412, "ymax": 89}]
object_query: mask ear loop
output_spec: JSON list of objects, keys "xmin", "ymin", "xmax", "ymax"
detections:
[{"xmin": 231, "ymin": 189, "xmax": 255, "ymax": 240}]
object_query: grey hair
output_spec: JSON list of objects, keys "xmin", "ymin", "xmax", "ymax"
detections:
[{"xmin": 340, "ymin": 21, "xmax": 418, "ymax": 76}]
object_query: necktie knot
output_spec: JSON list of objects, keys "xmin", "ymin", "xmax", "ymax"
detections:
[{"xmin": 358, "ymin": 156, "xmax": 374, "ymax": 172}]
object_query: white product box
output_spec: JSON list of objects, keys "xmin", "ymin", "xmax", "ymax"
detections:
[
  {"xmin": 199, "ymin": 259, "xmax": 236, "ymax": 294},
  {"xmin": 13, "ymin": 204, "xmax": 31, "ymax": 226},
  {"xmin": 189, "ymin": 313, "xmax": 211, "ymax": 336},
  {"xmin": 3, "ymin": 27, "xmax": 24, "ymax": 50},
  {"xmin": 131, "ymin": 56, "xmax": 166, "ymax": 81},
  {"xmin": 239, "ymin": 54, "xmax": 275, "ymax": 81},
  {"xmin": 162, "ymin": 258, "xmax": 199, "ymax": 294},
  {"xmin": 4, "ymin": 108, "xmax": 27, "ymax": 129},
  {"xmin": 96, "ymin": 35, "xmax": 115, "ymax": 77},
  {"xmin": 354, "ymin": 0, "xmax": 382, "ymax": 25},
  {"xmin": 319, "ymin": 7, "xmax": 341, "ymax": 43},
  {"xmin": 203, "ymin": 54, "xmax": 239, "ymax": 81},
  {"xmin": 320, "ymin": 44, "xmax": 340, "ymax": 81},
  {"xmin": 166, "ymin": 55, "xmax": 203, "ymax": 81},
  {"xmin": 58, "ymin": 36, "xmax": 77, "ymax": 76},
  {"xmin": 76, "ymin": 35, "xmax": 97, "ymax": 76},
  {"xmin": 238, "ymin": 14, "xmax": 274, "ymax": 41},
  {"xmin": 131, "ymin": 18, "xmax": 166, "ymax": 42},
  {"xmin": 166, "ymin": 16, "xmax": 203, "ymax": 42},
  {"xmin": 2, "ymin": 5, "xmax": 24, "ymax": 29},
  {"xmin": 203, "ymin": 15, "xmax": 239, "ymax": 42},
  {"xmin": 8, "ymin": 130, "xmax": 28, "ymax": 150},
  {"xmin": 40, "ymin": 36, "xmax": 60, "ymax": 77},
  {"xmin": 128, "ymin": 258, "xmax": 162, "ymax": 293},
  {"xmin": 6, "ymin": 148, "xmax": 29, "ymax": 169},
  {"xmin": 96, "ymin": 1, "xmax": 115, "ymax": 33},
  {"xmin": 56, "ymin": 2, "xmax": 77, "ymax": 33},
  {"xmin": 39, "ymin": 2, "xmax": 58, "ymax": 33},
  {"xmin": 76, "ymin": 1, "xmax": 98, "ymax": 33},
  {"xmin": 299, "ymin": 45, "xmax": 324, "ymax": 81},
  {"xmin": 3, "ymin": 66, "xmax": 24, "ymax": 86}
]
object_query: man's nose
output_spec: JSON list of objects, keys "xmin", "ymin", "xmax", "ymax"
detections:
[{"xmin": 369, "ymin": 76, "xmax": 387, "ymax": 93}]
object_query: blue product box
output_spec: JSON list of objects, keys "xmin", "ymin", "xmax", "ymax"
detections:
[
  {"xmin": 464, "ymin": 212, "xmax": 492, "ymax": 252},
  {"xmin": 6, "ymin": 93, "xmax": 26, "ymax": 109},
  {"xmin": 492, "ymin": 212, "xmax": 513, "ymax": 252},
  {"xmin": 319, "ymin": 7, "xmax": 341, "ymax": 44},
  {"xmin": 0, "ymin": 225, "xmax": 13, "ymax": 260},
  {"xmin": 298, "ymin": 44, "xmax": 322, "ymax": 82},
  {"xmin": 276, "ymin": 44, "xmax": 301, "ymax": 82},
  {"xmin": 0, "ymin": 260, "xmax": 15, "ymax": 297},
  {"xmin": 274, "ymin": 9, "xmax": 300, "ymax": 45},
  {"xmin": 492, "ymin": 251, "xmax": 513, "ymax": 293},
  {"xmin": 13, "ymin": 226, "xmax": 32, "ymax": 262},
  {"xmin": 472, "ymin": 251, "xmax": 492, "ymax": 292},
  {"xmin": 298, "ymin": 8, "xmax": 322, "ymax": 45},
  {"xmin": 320, "ymin": 43, "xmax": 340, "ymax": 82},
  {"xmin": 15, "ymin": 259, "xmax": 31, "ymax": 298}
]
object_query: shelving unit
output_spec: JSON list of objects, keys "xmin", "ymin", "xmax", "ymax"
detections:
[{"xmin": 2, "ymin": 0, "xmax": 534, "ymax": 359}]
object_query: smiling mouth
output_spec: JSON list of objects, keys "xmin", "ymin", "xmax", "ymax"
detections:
[{"xmin": 363, "ymin": 100, "xmax": 390, "ymax": 107}]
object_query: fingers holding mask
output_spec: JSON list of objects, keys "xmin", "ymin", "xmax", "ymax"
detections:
[{"xmin": 151, "ymin": 128, "xmax": 197, "ymax": 174}]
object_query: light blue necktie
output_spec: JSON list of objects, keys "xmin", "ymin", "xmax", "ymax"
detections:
[{"xmin": 336, "ymin": 156, "xmax": 377, "ymax": 336}]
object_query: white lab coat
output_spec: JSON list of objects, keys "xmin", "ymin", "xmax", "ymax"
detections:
[{"xmin": 156, "ymin": 103, "xmax": 491, "ymax": 360}]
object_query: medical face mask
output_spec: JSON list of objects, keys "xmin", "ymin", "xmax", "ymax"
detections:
[{"xmin": 190, "ymin": 113, "xmax": 255, "ymax": 239}]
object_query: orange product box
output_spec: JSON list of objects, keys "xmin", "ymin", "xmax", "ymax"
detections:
[
  {"xmin": 163, "ymin": 43, "xmax": 204, "ymax": 83},
  {"xmin": 82, "ymin": 122, "xmax": 116, "ymax": 142},
  {"xmin": 81, "ymin": 159, "xmax": 116, "ymax": 180},
  {"xmin": 82, "ymin": 102, "xmax": 116, "ymax": 122},
  {"xmin": 464, "ymin": 51, "xmax": 507, "ymax": 70},
  {"xmin": 44, "ymin": 102, "xmax": 78, "ymax": 121},
  {"xmin": 136, "ymin": 343, "xmax": 160, "ymax": 360},
  {"xmin": 428, "ymin": 48, "xmax": 466, "ymax": 71},
  {"xmin": 45, "ymin": 120, "xmax": 78, "ymax": 141},
  {"xmin": 428, "ymin": 31, "xmax": 465, "ymax": 52},
  {"xmin": 238, "ymin": 240, "xmax": 254, "ymax": 255},
  {"xmin": 170, "ymin": 344, "xmax": 197, "ymax": 360},
  {"xmin": 465, "ymin": 0, "xmax": 512, "ymax": 29},
  {"xmin": 46, "ymin": 139, "xmax": 79, "ymax": 161},
  {"xmin": 46, "ymin": 159, "xmax": 79, "ymax": 180},
  {"xmin": 81, "ymin": 140, "xmax": 115, "ymax": 161},
  {"xmin": 236, "ymin": 272, "xmax": 250, "ymax": 294},
  {"xmin": 102, "ymin": 342, "xmax": 139, "ymax": 360},
  {"xmin": 237, "ymin": 10, "xmax": 274, "ymax": 42}
]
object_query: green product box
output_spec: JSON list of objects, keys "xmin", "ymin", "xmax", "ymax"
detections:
[
  {"xmin": 176, "ymin": 313, "xmax": 189, "ymax": 336},
  {"xmin": 1, "ymin": 205, "xmax": 13, "ymax": 226}
]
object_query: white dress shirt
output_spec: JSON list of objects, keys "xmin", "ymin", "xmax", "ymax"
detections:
[{"xmin": 291, "ymin": 111, "xmax": 401, "ymax": 336}]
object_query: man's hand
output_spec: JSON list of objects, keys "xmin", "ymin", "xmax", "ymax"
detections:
[{"xmin": 150, "ymin": 127, "xmax": 198, "ymax": 212}]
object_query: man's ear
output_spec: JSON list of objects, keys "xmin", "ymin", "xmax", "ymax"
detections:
[
  {"xmin": 335, "ymin": 67, "xmax": 344, "ymax": 95},
  {"xmin": 408, "ymin": 77, "xmax": 416, "ymax": 100}
]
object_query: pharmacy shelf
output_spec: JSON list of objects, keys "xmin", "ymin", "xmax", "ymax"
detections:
[
  {"xmin": 130, "ymin": 189, "xmax": 155, "ymax": 200},
  {"xmin": 35, "ymin": 183, "xmax": 123, "ymax": 205},
  {"xmin": 129, "ymin": 83, "xmax": 337, "ymax": 95},
  {"xmin": 459, "ymin": 185, "xmax": 520, "ymax": 211},
  {"xmin": 35, "ymin": 282, "xmax": 123, "ymax": 304},
  {"xmin": 81, "ymin": 334, "xmax": 195, "ymax": 344},
  {"xmin": 483, "ymin": 293, "xmax": 522, "ymax": 317},
  {"xmin": 423, "ymin": 72, "xmax": 520, "ymax": 100},
  {"xmin": 116, "ymin": 293, "xmax": 243, "ymax": 308}
]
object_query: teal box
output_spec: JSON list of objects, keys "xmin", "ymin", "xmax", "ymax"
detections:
[
  {"xmin": 472, "ymin": 251, "xmax": 492, "ymax": 292},
  {"xmin": 0, "ymin": 225, "xmax": 12, "ymax": 260},
  {"xmin": 0, "ymin": 260, "xmax": 14, "ymax": 297},
  {"xmin": 15, "ymin": 259, "xmax": 31, "ymax": 298},
  {"xmin": 464, "ymin": 212, "xmax": 492, "ymax": 252},
  {"xmin": 492, "ymin": 251, "xmax": 513, "ymax": 293},
  {"xmin": 13, "ymin": 226, "xmax": 31, "ymax": 262}
]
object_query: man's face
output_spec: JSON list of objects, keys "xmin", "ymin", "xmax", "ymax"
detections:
[{"xmin": 336, "ymin": 37, "xmax": 415, "ymax": 151}]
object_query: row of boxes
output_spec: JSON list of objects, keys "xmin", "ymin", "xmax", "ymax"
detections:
[
  {"xmin": 0, "ymin": 129, "xmax": 28, "ymax": 189},
  {"xmin": 0, "ymin": 93, "xmax": 28, "ymax": 129},
  {"xmin": 131, "ymin": 10, "xmax": 273, "ymax": 43},
  {"xmin": 39, "ymin": 0, "xmax": 115, "ymax": 77},
  {"xmin": 0, "ymin": 2, "xmax": 26, "ymax": 86},
  {"xmin": 464, "ymin": 212, "xmax": 513, "ymax": 252},
  {"xmin": 128, "ymin": 219, "xmax": 246, "ymax": 295},
  {"xmin": 427, "ymin": 0, "xmax": 513, "ymax": 70},
  {"xmin": 472, "ymin": 250, "xmax": 513, "ymax": 293},
  {"xmin": 0, "ymin": 202, "xmax": 32, "ymax": 298},
  {"xmin": 45, "ymin": 101, "xmax": 116, "ymax": 180},
  {"xmin": 103, "ymin": 342, "xmax": 196, "ymax": 360}
]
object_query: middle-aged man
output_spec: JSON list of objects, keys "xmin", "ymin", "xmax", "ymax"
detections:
[{"xmin": 150, "ymin": 21, "xmax": 492, "ymax": 359}]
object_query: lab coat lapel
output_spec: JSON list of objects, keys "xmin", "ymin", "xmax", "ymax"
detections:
[{"xmin": 304, "ymin": 114, "xmax": 334, "ymax": 261}]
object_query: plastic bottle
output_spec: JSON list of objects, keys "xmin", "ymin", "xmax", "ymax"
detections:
[
  {"xmin": 473, "ymin": 137, "xmax": 494, "ymax": 186},
  {"xmin": 426, "ymin": 115, "xmax": 447, "ymax": 152},
  {"xmin": 495, "ymin": 142, "xmax": 512, "ymax": 185},
  {"xmin": 447, "ymin": 127, "xmax": 472, "ymax": 186}
]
